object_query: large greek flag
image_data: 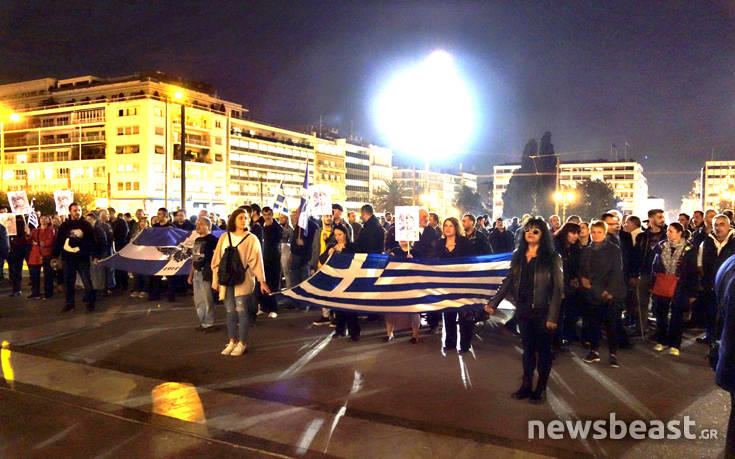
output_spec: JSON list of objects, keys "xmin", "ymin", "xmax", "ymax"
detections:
[{"xmin": 282, "ymin": 252, "xmax": 512, "ymax": 313}]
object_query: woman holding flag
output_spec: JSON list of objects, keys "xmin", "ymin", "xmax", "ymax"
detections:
[{"xmin": 485, "ymin": 217, "xmax": 563, "ymax": 404}]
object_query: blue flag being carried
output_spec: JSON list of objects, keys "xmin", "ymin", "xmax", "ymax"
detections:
[
  {"xmin": 272, "ymin": 180, "xmax": 289, "ymax": 216},
  {"xmin": 281, "ymin": 252, "xmax": 512, "ymax": 313}
]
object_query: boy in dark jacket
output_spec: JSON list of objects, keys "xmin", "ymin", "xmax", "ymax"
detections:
[{"xmin": 580, "ymin": 220, "xmax": 626, "ymax": 367}]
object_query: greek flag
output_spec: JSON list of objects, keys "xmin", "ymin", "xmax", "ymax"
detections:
[
  {"xmin": 272, "ymin": 181, "xmax": 289, "ymax": 215},
  {"xmin": 27, "ymin": 201, "xmax": 39, "ymax": 229},
  {"xmin": 281, "ymin": 252, "xmax": 512, "ymax": 313}
]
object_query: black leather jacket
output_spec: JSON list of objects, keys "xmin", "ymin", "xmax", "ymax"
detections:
[{"xmin": 488, "ymin": 252, "xmax": 564, "ymax": 323}]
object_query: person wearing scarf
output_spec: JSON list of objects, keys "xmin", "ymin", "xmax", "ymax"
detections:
[{"xmin": 650, "ymin": 222, "xmax": 698, "ymax": 355}]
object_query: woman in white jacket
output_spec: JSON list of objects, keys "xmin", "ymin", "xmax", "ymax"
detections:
[{"xmin": 211, "ymin": 208, "xmax": 270, "ymax": 356}]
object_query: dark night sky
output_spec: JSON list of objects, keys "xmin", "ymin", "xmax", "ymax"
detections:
[{"xmin": 2, "ymin": 0, "xmax": 735, "ymax": 207}]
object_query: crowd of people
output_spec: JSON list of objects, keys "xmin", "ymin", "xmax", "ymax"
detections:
[{"xmin": 3, "ymin": 200, "xmax": 735, "ymax": 410}]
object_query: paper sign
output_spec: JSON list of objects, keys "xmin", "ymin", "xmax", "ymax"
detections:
[
  {"xmin": 7, "ymin": 191, "xmax": 31, "ymax": 215},
  {"xmin": 308, "ymin": 184, "xmax": 333, "ymax": 216},
  {"xmin": 54, "ymin": 190, "xmax": 74, "ymax": 216},
  {"xmin": 0, "ymin": 213, "xmax": 17, "ymax": 236},
  {"xmin": 395, "ymin": 206, "xmax": 420, "ymax": 242}
]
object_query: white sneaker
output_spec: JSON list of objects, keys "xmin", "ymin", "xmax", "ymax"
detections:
[
  {"xmin": 130, "ymin": 291, "xmax": 138, "ymax": 298},
  {"xmin": 230, "ymin": 342, "xmax": 247, "ymax": 356},
  {"xmin": 268, "ymin": 312, "xmax": 278, "ymax": 319},
  {"xmin": 137, "ymin": 292, "xmax": 146, "ymax": 298},
  {"xmin": 221, "ymin": 342, "xmax": 236, "ymax": 355}
]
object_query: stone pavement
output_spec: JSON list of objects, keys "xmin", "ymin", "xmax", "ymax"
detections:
[{"xmin": 0, "ymin": 284, "xmax": 729, "ymax": 458}]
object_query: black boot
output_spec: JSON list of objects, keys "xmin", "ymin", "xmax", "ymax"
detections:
[
  {"xmin": 529, "ymin": 389, "xmax": 546, "ymax": 404},
  {"xmin": 512, "ymin": 386, "xmax": 533, "ymax": 400}
]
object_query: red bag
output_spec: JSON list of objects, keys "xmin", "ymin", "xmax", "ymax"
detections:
[{"xmin": 651, "ymin": 272, "xmax": 678, "ymax": 299}]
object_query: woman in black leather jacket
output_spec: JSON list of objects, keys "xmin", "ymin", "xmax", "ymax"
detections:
[{"xmin": 485, "ymin": 217, "xmax": 563, "ymax": 404}]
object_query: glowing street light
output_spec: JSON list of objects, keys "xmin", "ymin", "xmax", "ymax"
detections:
[
  {"xmin": 722, "ymin": 188, "xmax": 735, "ymax": 211},
  {"xmin": 554, "ymin": 189, "xmax": 576, "ymax": 222},
  {"xmin": 373, "ymin": 50, "xmax": 477, "ymax": 161}
]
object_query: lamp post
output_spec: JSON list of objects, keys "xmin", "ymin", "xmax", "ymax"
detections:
[
  {"xmin": 554, "ymin": 189, "xmax": 576, "ymax": 222},
  {"xmin": 174, "ymin": 91, "xmax": 186, "ymax": 210},
  {"xmin": 1, "ymin": 112, "xmax": 21, "ymax": 191}
]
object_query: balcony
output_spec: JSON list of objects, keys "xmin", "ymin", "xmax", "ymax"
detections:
[
  {"xmin": 3, "ymin": 133, "xmax": 106, "ymax": 148},
  {"xmin": 230, "ymin": 129, "xmax": 314, "ymax": 150}
]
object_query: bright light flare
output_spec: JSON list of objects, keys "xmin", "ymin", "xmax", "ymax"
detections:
[
  {"xmin": 373, "ymin": 50, "xmax": 476, "ymax": 159},
  {"xmin": 9, "ymin": 113, "xmax": 20, "ymax": 122}
]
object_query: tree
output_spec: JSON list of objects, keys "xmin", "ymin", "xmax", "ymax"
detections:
[
  {"xmin": 372, "ymin": 180, "xmax": 413, "ymax": 213},
  {"xmin": 455, "ymin": 185, "xmax": 486, "ymax": 215},
  {"xmin": 566, "ymin": 179, "xmax": 619, "ymax": 221},
  {"xmin": 501, "ymin": 132, "xmax": 559, "ymax": 218}
]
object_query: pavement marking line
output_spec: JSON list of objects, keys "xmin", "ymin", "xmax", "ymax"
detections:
[
  {"xmin": 458, "ymin": 354, "xmax": 472, "ymax": 389},
  {"xmin": 295, "ymin": 418, "xmax": 324, "ymax": 456},
  {"xmin": 278, "ymin": 334, "xmax": 333, "ymax": 380},
  {"xmin": 546, "ymin": 389, "xmax": 602, "ymax": 457},
  {"xmin": 31, "ymin": 422, "xmax": 79, "ymax": 450},
  {"xmin": 324, "ymin": 370, "xmax": 362, "ymax": 454},
  {"xmin": 92, "ymin": 431, "xmax": 144, "ymax": 459},
  {"xmin": 569, "ymin": 351, "xmax": 656, "ymax": 420}
]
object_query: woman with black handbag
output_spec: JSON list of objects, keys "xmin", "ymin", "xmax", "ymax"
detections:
[
  {"xmin": 650, "ymin": 222, "xmax": 698, "ymax": 356},
  {"xmin": 485, "ymin": 217, "xmax": 563, "ymax": 404},
  {"xmin": 211, "ymin": 208, "xmax": 271, "ymax": 357}
]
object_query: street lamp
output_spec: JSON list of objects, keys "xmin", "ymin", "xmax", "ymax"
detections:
[
  {"xmin": 1, "ymin": 111, "xmax": 21, "ymax": 190},
  {"xmin": 173, "ymin": 91, "xmax": 186, "ymax": 210},
  {"xmin": 554, "ymin": 189, "xmax": 576, "ymax": 222}
]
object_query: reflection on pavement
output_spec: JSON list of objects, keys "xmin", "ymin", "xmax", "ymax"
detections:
[
  {"xmin": 2, "ymin": 340, "xmax": 14, "ymax": 389},
  {"xmin": 151, "ymin": 382, "xmax": 206, "ymax": 423}
]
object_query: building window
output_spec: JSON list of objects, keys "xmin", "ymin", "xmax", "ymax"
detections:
[
  {"xmin": 155, "ymin": 126, "xmax": 164, "ymax": 136},
  {"xmin": 118, "ymin": 107, "xmax": 138, "ymax": 117},
  {"xmin": 14, "ymin": 170, "xmax": 26, "ymax": 180},
  {"xmin": 154, "ymin": 145, "xmax": 164, "ymax": 155},
  {"xmin": 215, "ymin": 137, "xmax": 222, "ymax": 145},
  {"xmin": 42, "ymin": 151, "xmax": 55, "ymax": 162},
  {"xmin": 115, "ymin": 145, "xmax": 140, "ymax": 154},
  {"xmin": 153, "ymin": 107, "xmax": 163, "ymax": 117},
  {"xmin": 57, "ymin": 168, "xmax": 70, "ymax": 178},
  {"xmin": 117, "ymin": 126, "xmax": 139, "ymax": 136}
]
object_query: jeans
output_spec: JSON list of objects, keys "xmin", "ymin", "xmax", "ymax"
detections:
[
  {"xmin": 519, "ymin": 315, "xmax": 552, "ymax": 392},
  {"xmin": 193, "ymin": 271, "xmax": 215, "ymax": 328},
  {"xmin": 63, "ymin": 258, "xmax": 95, "ymax": 307},
  {"xmin": 653, "ymin": 294, "xmax": 685, "ymax": 349},
  {"xmin": 224, "ymin": 286, "xmax": 253, "ymax": 342},
  {"xmin": 280, "ymin": 243, "xmax": 291, "ymax": 288},
  {"xmin": 30, "ymin": 257, "xmax": 54, "ymax": 298},
  {"xmin": 442, "ymin": 310, "xmax": 473, "ymax": 351},
  {"xmin": 589, "ymin": 301, "xmax": 618, "ymax": 355},
  {"xmin": 9, "ymin": 245, "xmax": 29, "ymax": 293},
  {"xmin": 562, "ymin": 290, "xmax": 583, "ymax": 342}
]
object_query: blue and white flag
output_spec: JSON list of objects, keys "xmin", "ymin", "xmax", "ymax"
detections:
[
  {"xmin": 27, "ymin": 200, "xmax": 38, "ymax": 229},
  {"xmin": 297, "ymin": 160, "xmax": 310, "ymax": 237},
  {"xmin": 272, "ymin": 181, "xmax": 289, "ymax": 215},
  {"xmin": 281, "ymin": 252, "xmax": 512, "ymax": 313},
  {"xmin": 100, "ymin": 227, "xmax": 220, "ymax": 276}
]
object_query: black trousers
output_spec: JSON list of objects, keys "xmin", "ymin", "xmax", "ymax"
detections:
[
  {"xmin": 589, "ymin": 301, "xmax": 618, "ymax": 355},
  {"xmin": 261, "ymin": 257, "xmax": 281, "ymax": 313},
  {"xmin": 519, "ymin": 315, "xmax": 552, "ymax": 392},
  {"xmin": 443, "ymin": 310, "xmax": 473, "ymax": 351},
  {"xmin": 30, "ymin": 257, "xmax": 54, "ymax": 298},
  {"xmin": 653, "ymin": 294, "xmax": 686, "ymax": 349},
  {"xmin": 63, "ymin": 258, "xmax": 95, "ymax": 307},
  {"xmin": 335, "ymin": 311, "xmax": 360, "ymax": 337},
  {"xmin": 562, "ymin": 290, "xmax": 583, "ymax": 342},
  {"xmin": 427, "ymin": 311, "xmax": 441, "ymax": 330},
  {"xmin": 114, "ymin": 269, "xmax": 129, "ymax": 290},
  {"xmin": 9, "ymin": 245, "xmax": 29, "ymax": 293}
]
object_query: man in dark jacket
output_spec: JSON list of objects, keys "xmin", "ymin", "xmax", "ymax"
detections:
[
  {"xmin": 412, "ymin": 209, "xmax": 438, "ymax": 257},
  {"xmin": 188, "ymin": 216, "xmax": 218, "ymax": 332},
  {"xmin": 356, "ymin": 204, "xmax": 385, "ymax": 254},
  {"xmin": 633, "ymin": 209, "xmax": 667, "ymax": 336},
  {"xmin": 489, "ymin": 218, "xmax": 515, "ymax": 254},
  {"xmin": 462, "ymin": 214, "xmax": 492, "ymax": 255},
  {"xmin": 53, "ymin": 202, "xmax": 96, "ymax": 312},
  {"xmin": 700, "ymin": 215, "xmax": 735, "ymax": 343},
  {"xmin": 260, "ymin": 206, "xmax": 283, "ymax": 318},
  {"xmin": 172, "ymin": 209, "xmax": 195, "ymax": 231},
  {"xmin": 109, "ymin": 208, "xmax": 130, "ymax": 290},
  {"xmin": 580, "ymin": 220, "xmax": 626, "ymax": 367},
  {"xmin": 715, "ymin": 251, "xmax": 735, "ymax": 456}
]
